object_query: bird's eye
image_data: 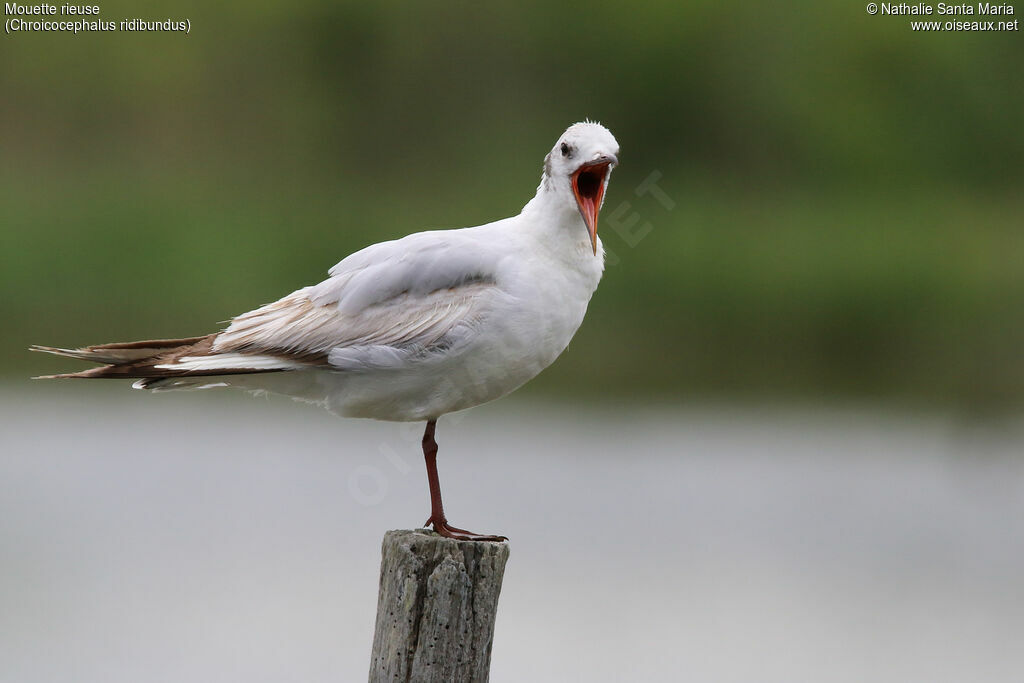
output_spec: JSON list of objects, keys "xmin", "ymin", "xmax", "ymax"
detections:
[{"xmin": 560, "ymin": 142, "xmax": 571, "ymax": 157}]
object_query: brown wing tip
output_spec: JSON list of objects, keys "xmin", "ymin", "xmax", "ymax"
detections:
[
  {"xmin": 29, "ymin": 344, "xmax": 63, "ymax": 354},
  {"xmin": 88, "ymin": 337, "xmax": 208, "ymax": 351},
  {"xmin": 32, "ymin": 365, "xmax": 119, "ymax": 380}
]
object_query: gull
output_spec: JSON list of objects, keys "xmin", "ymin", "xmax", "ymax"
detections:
[{"xmin": 31, "ymin": 121, "xmax": 620, "ymax": 541}]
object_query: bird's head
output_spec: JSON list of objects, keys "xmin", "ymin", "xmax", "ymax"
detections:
[{"xmin": 542, "ymin": 121, "xmax": 619, "ymax": 255}]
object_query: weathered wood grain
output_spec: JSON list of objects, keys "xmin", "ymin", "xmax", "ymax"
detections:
[{"xmin": 368, "ymin": 530, "xmax": 510, "ymax": 683}]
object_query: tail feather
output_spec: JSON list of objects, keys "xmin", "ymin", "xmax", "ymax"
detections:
[
  {"xmin": 31, "ymin": 335, "xmax": 213, "ymax": 381},
  {"xmin": 30, "ymin": 337, "xmax": 207, "ymax": 365},
  {"xmin": 30, "ymin": 335, "xmax": 297, "ymax": 384},
  {"xmin": 33, "ymin": 368, "xmax": 113, "ymax": 380}
]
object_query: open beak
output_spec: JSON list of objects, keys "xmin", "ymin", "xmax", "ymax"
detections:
[{"xmin": 571, "ymin": 155, "xmax": 617, "ymax": 255}]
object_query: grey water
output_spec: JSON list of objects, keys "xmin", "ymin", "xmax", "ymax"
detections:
[{"xmin": 2, "ymin": 383, "xmax": 1022, "ymax": 682}]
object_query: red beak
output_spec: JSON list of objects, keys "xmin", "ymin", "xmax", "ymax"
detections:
[{"xmin": 571, "ymin": 157, "xmax": 615, "ymax": 255}]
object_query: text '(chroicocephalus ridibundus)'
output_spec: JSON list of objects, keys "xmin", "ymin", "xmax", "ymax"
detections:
[{"xmin": 32, "ymin": 121, "xmax": 620, "ymax": 541}]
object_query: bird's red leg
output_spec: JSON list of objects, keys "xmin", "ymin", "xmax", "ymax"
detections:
[{"xmin": 421, "ymin": 419, "xmax": 507, "ymax": 542}]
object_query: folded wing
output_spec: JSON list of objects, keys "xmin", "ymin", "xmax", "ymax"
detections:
[
  {"xmin": 210, "ymin": 230, "xmax": 506, "ymax": 371},
  {"xmin": 32, "ymin": 229, "xmax": 509, "ymax": 383}
]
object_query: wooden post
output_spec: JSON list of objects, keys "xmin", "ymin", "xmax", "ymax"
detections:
[{"xmin": 368, "ymin": 529, "xmax": 510, "ymax": 683}]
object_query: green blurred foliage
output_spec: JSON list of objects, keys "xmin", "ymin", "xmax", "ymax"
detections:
[{"xmin": 2, "ymin": 0, "xmax": 1022, "ymax": 409}]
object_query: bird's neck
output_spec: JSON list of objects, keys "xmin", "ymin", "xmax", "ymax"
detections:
[
  {"xmin": 520, "ymin": 180, "xmax": 579, "ymax": 229},
  {"xmin": 519, "ymin": 181, "xmax": 605, "ymax": 270}
]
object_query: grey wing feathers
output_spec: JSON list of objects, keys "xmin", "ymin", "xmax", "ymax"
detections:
[{"xmin": 214, "ymin": 231, "xmax": 505, "ymax": 367}]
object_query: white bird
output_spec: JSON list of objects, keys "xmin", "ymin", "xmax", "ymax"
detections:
[{"xmin": 32, "ymin": 121, "xmax": 620, "ymax": 541}]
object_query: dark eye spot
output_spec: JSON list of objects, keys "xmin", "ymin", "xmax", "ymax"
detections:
[{"xmin": 560, "ymin": 142, "xmax": 571, "ymax": 157}]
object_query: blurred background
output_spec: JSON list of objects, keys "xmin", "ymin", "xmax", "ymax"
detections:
[{"xmin": 2, "ymin": 2, "xmax": 1022, "ymax": 682}]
